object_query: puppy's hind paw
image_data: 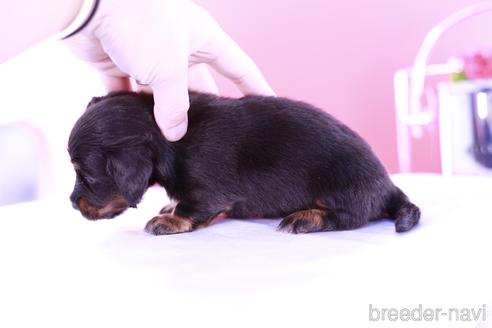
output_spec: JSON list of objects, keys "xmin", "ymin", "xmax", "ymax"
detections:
[
  {"xmin": 277, "ymin": 209, "xmax": 332, "ymax": 234},
  {"xmin": 145, "ymin": 213, "xmax": 194, "ymax": 235}
]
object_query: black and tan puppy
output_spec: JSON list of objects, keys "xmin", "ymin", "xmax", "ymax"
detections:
[{"xmin": 68, "ymin": 91, "xmax": 420, "ymax": 235}]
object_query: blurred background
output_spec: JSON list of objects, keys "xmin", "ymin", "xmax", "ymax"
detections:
[{"xmin": 1, "ymin": 0, "xmax": 491, "ymax": 206}]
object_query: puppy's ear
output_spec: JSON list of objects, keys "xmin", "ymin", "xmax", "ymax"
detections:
[{"xmin": 107, "ymin": 150, "xmax": 153, "ymax": 207}]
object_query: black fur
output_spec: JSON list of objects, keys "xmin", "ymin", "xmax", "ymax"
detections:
[{"xmin": 68, "ymin": 91, "xmax": 420, "ymax": 234}]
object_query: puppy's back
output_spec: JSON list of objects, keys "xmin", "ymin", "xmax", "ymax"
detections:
[{"xmin": 184, "ymin": 93, "xmax": 389, "ymax": 187}]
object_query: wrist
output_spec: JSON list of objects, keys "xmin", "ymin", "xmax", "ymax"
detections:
[{"xmin": 54, "ymin": 0, "xmax": 99, "ymax": 40}]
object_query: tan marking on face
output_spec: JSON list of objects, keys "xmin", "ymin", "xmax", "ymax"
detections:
[
  {"xmin": 72, "ymin": 162, "xmax": 80, "ymax": 171},
  {"xmin": 98, "ymin": 194, "xmax": 129, "ymax": 217},
  {"xmin": 76, "ymin": 194, "xmax": 129, "ymax": 220},
  {"xmin": 77, "ymin": 197, "xmax": 101, "ymax": 220},
  {"xmin": 145, "ymin": 214, "xmax": 194, "ymax": 235}
]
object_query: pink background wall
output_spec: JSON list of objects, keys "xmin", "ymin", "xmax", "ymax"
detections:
[
  {"xmin": 2, "ymin": 0, "xmax": 492, "ymax": 201},
  {"xmin": 195, "ymin": 0, "xmax": 492, "ymax": 173}
]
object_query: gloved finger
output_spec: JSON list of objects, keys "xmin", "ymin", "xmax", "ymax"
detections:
[
  {"xmin": 188, "ymin": 64, "xmax": 219, "ymax": 95},
  {"xmin": 136, "ymin": 83, "xmax": 152, "ymax": 94},
  {"xmin": 100, "ymin": 74, "xmax": 132, "ymax": 92},
  {"xmin": 207, "ymin": 33, "xmax": 275, "ymax": 96},
  {"xmin": 151, "ymin": 75, "xmax": 189, "ymax": 142},
  {"xmin": 63, "ymin": 33, "xmax": 131, "ymax": 92},
  {"xmin": 186, "ymin": 3, "xmax": 274, "ymax": 96}
]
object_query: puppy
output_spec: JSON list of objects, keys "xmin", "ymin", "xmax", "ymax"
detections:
[{"xmin": 68, "ymin": 91, "xmax": 420, "ymax": 235}]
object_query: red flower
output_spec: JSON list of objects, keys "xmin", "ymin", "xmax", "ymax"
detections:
[{"xmin": 463, "ymin": 52, "xmax": 492, "ymax": 80}]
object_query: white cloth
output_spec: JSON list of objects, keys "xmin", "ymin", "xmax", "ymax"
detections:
[{"xmin": 0, "ymin": 174, "xmax": 490, "ymax": 328}]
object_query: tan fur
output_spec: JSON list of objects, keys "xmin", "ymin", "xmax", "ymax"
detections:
[
  {"xmin": 77, "ymin": 194, "xmax": 129, "ymax": 220},
  {"xmin": 145, "ymin": 214, "xmax": 194, "ymax": 235},
  {"xmin": 278, "ymin": 208, "xmax": 330, "ymax": 234}
]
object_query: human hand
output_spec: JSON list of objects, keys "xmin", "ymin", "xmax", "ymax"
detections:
[{"xmin": 64, "ymin": 0, "xmax": 275, "ymax": 141}]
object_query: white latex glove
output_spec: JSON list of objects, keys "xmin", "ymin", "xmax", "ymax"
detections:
[{"xmin": 64, "ymin": 0, "xmax": 275, "ymax": 141}]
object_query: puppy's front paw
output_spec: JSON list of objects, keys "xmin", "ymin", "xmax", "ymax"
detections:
[
  {"xmin": 145, "ymin": 214, "xmax": 194, "ymax": 235},
  {"xmin": 277, "ymin": 209, "xmax": 331, "ymax": 234}
]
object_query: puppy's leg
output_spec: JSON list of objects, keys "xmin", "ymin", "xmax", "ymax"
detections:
[
  {"xmin": 278, "ymin": 208, "xmax": 335, "ymax": 234},
  {"xmin": 145, "ymin": 213, "xmax": 194, "ymax": 235},
  {"xmin": 278, "ymin": 207, "xmax": 367, "ymax": 234},
  {"xmin": 145, "ymin": 203, "xmax": 218, "ymax": 235},
  {"xmin": 159, "ymin": 201, "xmax": 177, "ymax": 214}
]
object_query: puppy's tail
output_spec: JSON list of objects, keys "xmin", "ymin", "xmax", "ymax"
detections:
[{"xmin": 386, "ymin": 187, "xmax": 421, "ymax": 233}]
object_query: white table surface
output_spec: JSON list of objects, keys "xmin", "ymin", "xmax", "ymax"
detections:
[{"xmin": 0, "ymin": 174, "xmax": 491, "ymax": 328}]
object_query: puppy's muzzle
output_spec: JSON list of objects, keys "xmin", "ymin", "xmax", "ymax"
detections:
[{"xmin": 75, "ymin": 195, "xmax": 130, "ymax": 220}]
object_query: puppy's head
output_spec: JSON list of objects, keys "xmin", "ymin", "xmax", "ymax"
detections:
[{"xmin": 68, "ymin": 92, "xmax": 162, "ymax": 220}]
